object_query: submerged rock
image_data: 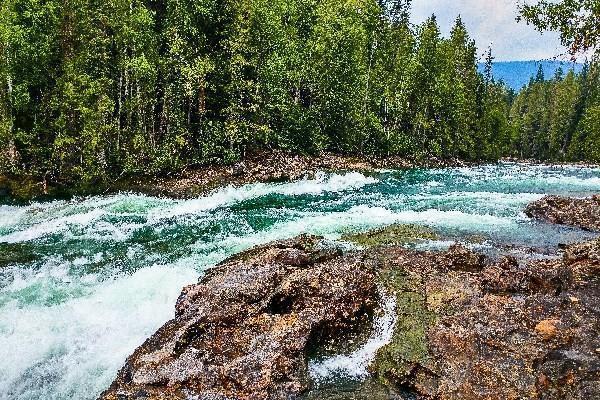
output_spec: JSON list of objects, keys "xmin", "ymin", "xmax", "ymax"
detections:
[
  {"xmin": 525, "ymin": 195, "xmax": 600, "ymax": 231},
  {"xmin": 99, "ymin": 235, "xmax": 377, "ymax": 400},
  {"xmin": 0, "ymin": 242, "xmax": 37, "ymax": 268}
]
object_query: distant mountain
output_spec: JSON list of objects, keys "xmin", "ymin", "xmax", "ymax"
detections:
[{"xmin": 477, "ymin": 61, "xmax": 584, "ymax": 91}]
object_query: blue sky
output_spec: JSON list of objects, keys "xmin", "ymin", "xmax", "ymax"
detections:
[{"xmin": 410, "ymin": 0, "xmax": 567, "ymax": 62}]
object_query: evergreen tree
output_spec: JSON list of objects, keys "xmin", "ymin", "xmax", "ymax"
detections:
[
  {"xmin": 535, "ymin": 64, "xmax": 545, "ymax": 83},
  {"xmin": 510, "ymin": 62, "xmax": 599, "ymax": 161},
  {"xmin": 8, "ymin": 0, "xmax": 582, "ymax": 189},
  {"xmin": 445, "ymin": 16, "xmax": 479, "ymax": 159}
]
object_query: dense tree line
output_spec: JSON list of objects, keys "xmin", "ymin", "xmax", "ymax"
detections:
[
  {"xmin": 0, "ymin": 0, "xmax": 518, "ymax": 184},
  {"xmin": 509, "ymin": 62, "xmax": 600, "ymax": 161},
  {"xmin": 1, "ymin": 0, "xmax": 598, "ymax": 187},
  {"xmin": 514, "ymin": 0, "xmax": 599, "ymax": 162}
]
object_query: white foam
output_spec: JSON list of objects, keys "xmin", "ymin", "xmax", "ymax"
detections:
[
  {"xmin": 182, "ymin": 205, "xmax": 520, "ymax": 270},
  {"xmin": 438, "ymin": 163, "xmax": 600, "ymax": 192},
  {"xmin": 412, "ymin": 191, "xmax": 543, "ymax": 204},
  {"xmin": 544, "ymin": 175, "xmax": 600, "ymax": 188},
  {"xmin": 1, "ymin": 208, "xmax": 106, "ymax": 243},
  {"xmin": 0, "ymin": 263, "xmax": 199, "ymax": 400},
  {"xmin": 278, "ymin": 172, "xmax": 378, "ymax": 195},
  {"xmin": 0, "ymin": 205, "xmax": 28, "ymax": 231},
  {"xmin": 0, "ymin": 194, "xmax": 167, "ymax": 244},
  {"xmin": 339, "ymin": 206, "xmax": 515, "ymax": 232},
  {"xmin": 309, "ymin": 294, "xmax": 397, "ymax": 382},
  {"xmin": 150, "ymin": 172, "xmax": 378, "ymax": 221}
]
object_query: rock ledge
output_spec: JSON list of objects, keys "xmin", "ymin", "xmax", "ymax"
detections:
[
  {"xmin": 100, "ymin": 235, "xmax": 376, "ymax": 400},
  {"xmin": 525, "ymin": 195, "xmax": 600, "ymax": 231}
]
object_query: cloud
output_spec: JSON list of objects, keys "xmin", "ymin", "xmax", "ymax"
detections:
[{"xmin": 410, "ymin": 0, "xmax": 568, "ymax": 61}]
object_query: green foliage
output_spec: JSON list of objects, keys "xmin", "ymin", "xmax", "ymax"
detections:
[
  {"xmin": 513, "ymin": 0, "xmax": 599, "ymax": 163},
  {"xmin": 574, "ymin": 106, "xmax": 600, "ymax": 161},
  {"xmin": 510, "ymin": 62, "xmax": 599, "ymax": 161},
  {"xmin": 518, "ymin": 0, "xmax": 599, "ymax": 58},
  {"xmin": 3, "ymin": 0, "xmax": 577, "ymax": 188}
]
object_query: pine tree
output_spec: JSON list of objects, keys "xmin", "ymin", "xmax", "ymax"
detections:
[{"xmin": 535, "ymin": 64, "xmax": 545, "ymax": 83}]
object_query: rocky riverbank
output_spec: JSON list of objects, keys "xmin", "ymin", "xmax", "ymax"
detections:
[
  {"xmin": 100, "ymin": 193, "xmax": 600, "ymax": 400},
  {"xmin": 100, "ymin": 235, "xmax": 378, "ymax": 400},
  {"xmin": 0, "ymin": 150, "xmax": 465, "ymax": 202}
]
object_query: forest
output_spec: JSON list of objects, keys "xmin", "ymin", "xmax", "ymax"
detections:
[
  {"xmin": 0, "ymin": 0, "xmax": 598, "ymax": 187},
  {"xmin": 511, "ymin": 63, "xmax": 600, "ymax": 161}
]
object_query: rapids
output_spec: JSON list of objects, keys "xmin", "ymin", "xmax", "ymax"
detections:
[{"xmin": 1, "ymin": 162, "xmax": 600, "ymax": 400}]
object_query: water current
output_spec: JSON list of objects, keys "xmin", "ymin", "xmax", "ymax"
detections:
[{"xmin": 1, "ymin": 163, "xmax": 599, "ymax": 399}]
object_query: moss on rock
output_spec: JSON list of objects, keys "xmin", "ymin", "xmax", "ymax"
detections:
[
  {"xmin": 371, "ymin": 268, "xmax": 436, "ymax": 389},
  {"xmin": 302, "ymin": 378, "xmax": 403, "ymax": 399},
  {"xmin": 342, "ymin": 224, "xmax": 439, "ymax": 248}
]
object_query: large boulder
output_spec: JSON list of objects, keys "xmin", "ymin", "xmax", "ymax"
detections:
[
  {"xmin": 525, "ymin": 195, "xmax": 600, "ymax": 231},
  {"xmin": 371, "ymin": 239, "xmax": 600, "ymax": 400},
  {"xmin": 99, "ymin": 235, "xmax": 377, "ymax": 400}
]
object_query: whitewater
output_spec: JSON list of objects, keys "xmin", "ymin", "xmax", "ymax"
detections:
[{"xmin": 1, "ymin": 162, "xmax": 600, "ymax": 400}]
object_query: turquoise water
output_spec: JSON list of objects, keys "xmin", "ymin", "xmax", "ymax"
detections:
[{"xmin": 1, "ymin": 162, "xmax": 599, "ymax": 399}]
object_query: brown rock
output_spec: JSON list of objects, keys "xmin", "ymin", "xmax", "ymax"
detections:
[
  {"xmin": 444, "ymin": 244, "xmax": 486, "ymax": 272},
  {"xmin": 480, "ymin": 256, "xmax": 571, "ymax": 295},
  {"xmin": 525, "ymin": 195, "xmax": 600, "ymax": 231},
  {"xmin": 535, "ymin": 319, "xmax": 561, "ymax": 341},
  {"xmin": 100, "ymin": 231, "xmax": 600, "ymax": 400},
  {"xmin": 372, "ymin": 237, "xmax": 600, "ymax": 400},
  {"xmin": 99, "ymin": 235, "xmax": 376, "ymax": 400}
]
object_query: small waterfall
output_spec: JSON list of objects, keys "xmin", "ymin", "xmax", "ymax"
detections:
[{"xmin": 308, "ymin": 293, "xmax": 398, "ymax": 384}]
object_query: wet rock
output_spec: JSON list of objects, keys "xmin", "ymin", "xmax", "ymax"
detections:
[
  {"xmin": 443, "ymin": 244, "xmax": 486, "ymax": 272},
  {"xmin": 371, "ymin": 246, "xmax": 485, "ymax": 394},
  {"xmin": 0, "ymin": 242, "xmax": 37, "ymax": 268},
  {"xmin": 525, "ymin": 195, "xmax": 600, "ymax": 231},
  {"xmin": 301, "ymin": 378, "xmax": 407, "ymax": 400},
  {"xmin": 564, "ymin": 238, "xmax": 600, "ymax": 265},
  {"xmin": 99, "ymin": 235, "xmax": 377, "ymax": 400},
  {"xmin": 101, "ymin": 219, "xmax": 600, "ymax": 400}
]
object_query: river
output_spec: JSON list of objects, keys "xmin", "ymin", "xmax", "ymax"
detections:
[{"xmin": 1, "ymin": 162, "xmax": 599, "ymax": 399}]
